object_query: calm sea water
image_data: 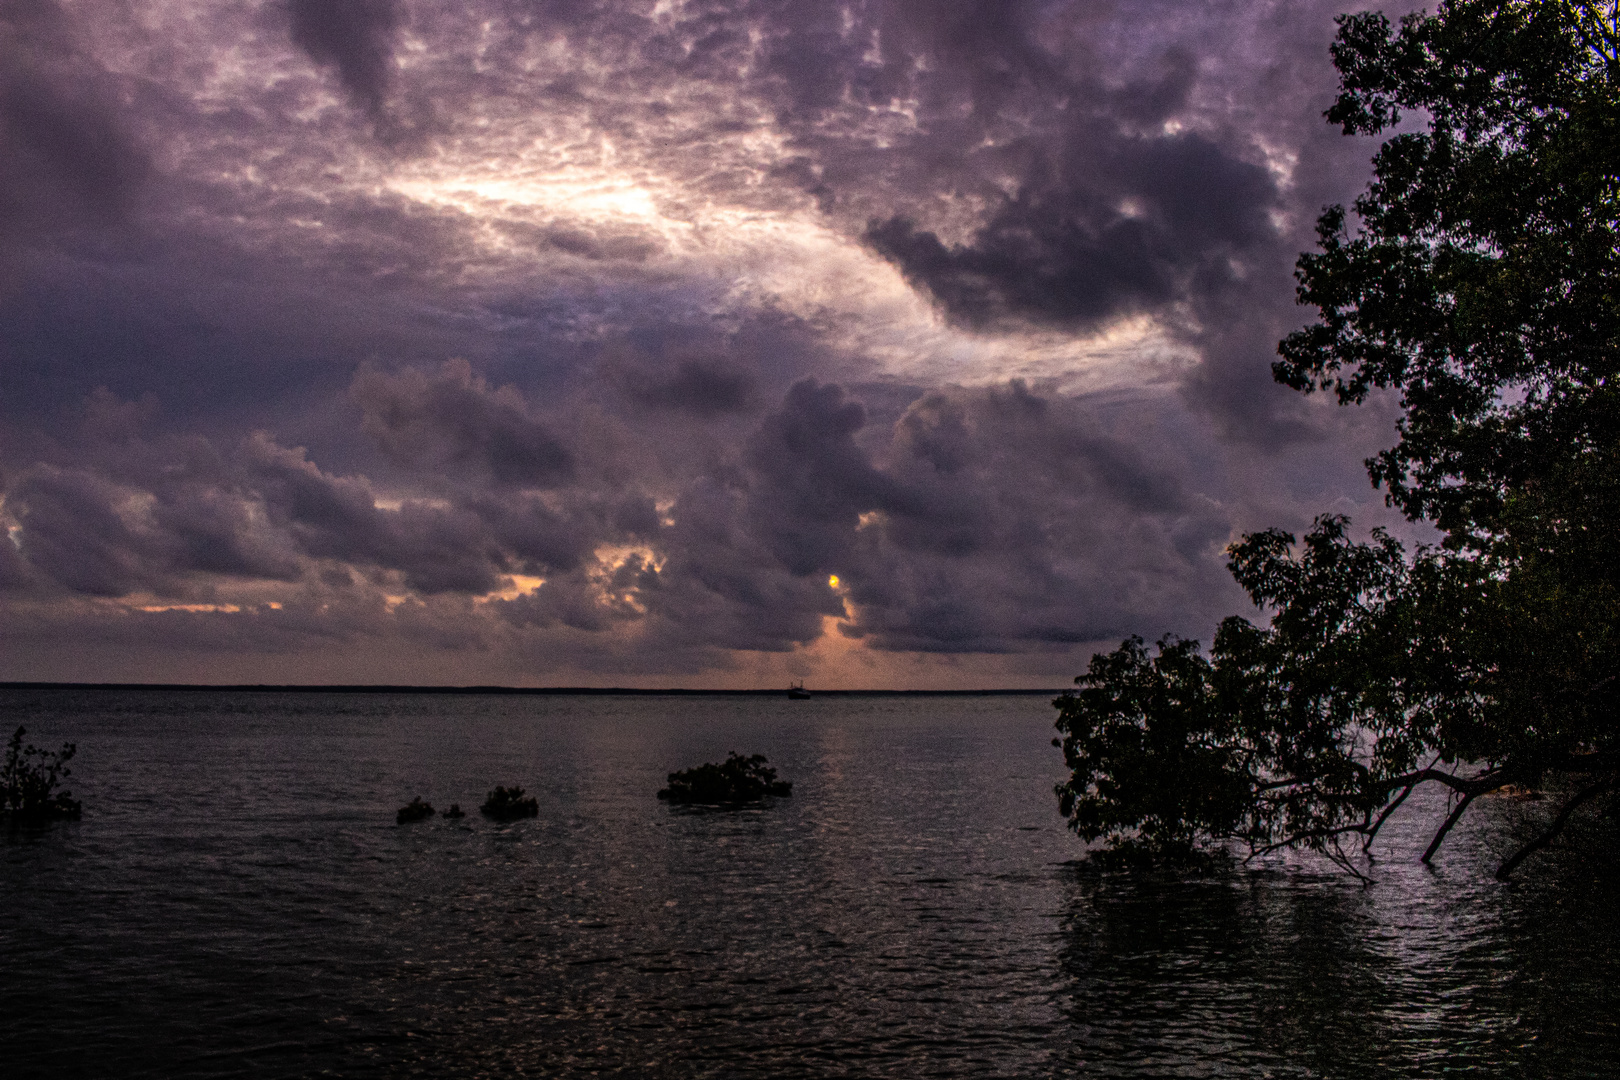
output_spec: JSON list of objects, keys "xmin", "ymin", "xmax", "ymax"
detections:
[{"xmin": 2, "ymin": 688, "xmax": 1616, "ymax": 1078}]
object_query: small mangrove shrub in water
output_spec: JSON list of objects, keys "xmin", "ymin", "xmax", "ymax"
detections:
[
  {"xmin": 396, "ymin": 797, "xmax": 435, "ymax": 824},
  {"xmin": 3, "ymin": 726, "xmax": 81, "ymax": 823},
  {"xmin": 658, "ymin": 752, "xmax": 792, "ymax": 805},
  {"xmin": 480, "ymin": 786, "xmax": 539, "ymax": 821}
]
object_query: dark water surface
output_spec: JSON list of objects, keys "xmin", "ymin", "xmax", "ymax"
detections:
[{"xmin": 2, "ymin": 688, "xmax": 1616, "ymax": 1078}]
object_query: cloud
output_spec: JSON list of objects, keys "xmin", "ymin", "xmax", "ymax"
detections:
[
  {"xmin": 847, "ymin": 382, "xmax": 1239, "ymax": 652},
  {"xmin": 773, "ymin": 380, "xmax": 1241, "ymax": 653},
  {"xmin": 351, "ymin": 359, "xmax": 575, "ymax": 489},
  {"xmin": 1, "ymin": 374, "xmax": 1245, "ymax": 668},
  {"xmin": 0, "ymin": 0, "xmax": 148, "ymax": 248},
  {"xmin": 0, "ymin": 531, "xmax": 34, "ymax": 591},
  {"xmin": 8, "ymin": 466, "xmax": 162, "ymax": 597},
  {"xmin": 745, "ymin": 380, "xmax": 918, "ymax": 576},
  {"xmin": 287, "ymin": 0, "xmax": 399, "ymax": 120},
  {"xmin": 0, "ymin": 0, "xmax": 1426, "ymax": 685},
  {"xmin": 618, "ymin": 356, "xmax": 758, "ymax": 416},
  {"xmin": 498, "ymin": 221, "xmax": 665, "ymax": 264},
  {"xmin": 864, "ymin": 130, "xmax": 1278, "ymax": 333},
  {"xmin": 6, "ymin": 429, "xmax": 513, "ymax": 600},
  {"xmin": 240, "ymin": 435, "xmax": 505, "ymax": 595}
]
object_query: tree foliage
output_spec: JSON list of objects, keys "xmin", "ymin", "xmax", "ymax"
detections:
[
  {"xmin": 1056, "ymin": 519, "xmax": 1452, "ymax": 874},
  {"xmin": 1277, "ymin": 0, "xmax": 1620, "ymax": 544},
  {"xmin": 1057, "ymin": 1, "xmax": 1620, "ymax": 878}
]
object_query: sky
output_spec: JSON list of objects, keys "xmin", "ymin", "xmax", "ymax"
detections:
[{"xmin": 0, "ymin": 0, "xmax": 1422, "ymax": 688}]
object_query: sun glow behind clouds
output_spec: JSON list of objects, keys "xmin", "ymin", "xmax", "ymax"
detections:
[
  {"xmin": 388, "ymin": 169, "xmax": 666, "ymax": 230},
  {"xmin": 478, "ymin": 575, "xmax": 546, "ymax": 604},
  {"xmin": 386, "ymin": 157, "xmax": 1182, "ymax": 392},
  {"xmin": 85, "ymin": 0, "xmax": 1205, "ymax": 395}
]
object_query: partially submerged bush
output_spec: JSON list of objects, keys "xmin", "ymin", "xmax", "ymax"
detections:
[
  {"xmin": 3, "ymin": 726, "xmax": 81, "ymax": 824},
  {"xmin": 397, "ymin": 797, "xmax": 434, "ymax": 824},
  {"xmin": 658, "ymin": 752, "xmax": 792, "ymax": 805},
  {"xmin": 442, "ymin": 802, "xmax": 465, "ymax": 818},
  {"xmin": 480, "ymin": 785, "xmax": 539, "ymax": 821}
]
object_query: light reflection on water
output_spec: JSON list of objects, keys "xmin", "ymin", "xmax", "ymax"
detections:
[{"xmin": 1, "ymin": 689, "xmax": 1615, "ymax": 1078}]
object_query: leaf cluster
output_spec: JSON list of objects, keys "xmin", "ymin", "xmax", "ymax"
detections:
[
  {"xmin": 1278, "ymin": 1, "xmax": 1620, "ymax": 546},
  {"xmin": 2, "ymin": 726, "xmax": 82, "ymax": 824},
  {"xmin": 1055, "ymin": 518, "xmax": 1454, "ymax": 869},
  {"xmin": 1055, "ymin": 476, "xmax": 1620, "ymax": 873},
  {"xmin": 1453, "ymin": 445, "xmax": 1620, "ymax": 771}
]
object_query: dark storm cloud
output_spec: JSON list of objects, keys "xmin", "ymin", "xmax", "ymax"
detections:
[
  {"xmin": 497, "ymin": 221, "xmax": 665, "ymax": 264},
  {"xmin": 778, "ymin": 1, "xmax": 1302, "ymax": 444},
  {"xmin": 364, "ymin": 0, "xmax": 1341, "ymax": 448},
  {"xmin": 464, "ymin": 493, "xmax": 595, "ymax": 573},
  {"xmin": 6, "ymin": 425, "xmax": 514, "ymax": 601},
  {"xmin": 287, "ymin": 0, "xmax": 399, "ymax": 119},
  {"xmin": 0, "ymin": 0, "xmax": 148, "ymax": 246},
  {"xmin": 0, "ymin": 532, "xmax": 33, "ymax": 591},
  {"xmin": 6, "ymin": 471, "xmax": 300, "ymax": 601},
  {"xmin": 618, "ymin": 357, "xmax": 758, "ymax": 417},
  {"xmin": 864, "ymin": 131, "xmax": 1278, "ymax": 332},
  {"xmin": 770, "ymin": 380, "xmax": 1237, "ymax": 653},
  {"xmin": 845, "ymin": 382, "xmax": 1238, "ymax": 652},
  {"xmin": 594, "ymin": 377, "xmax": 1240, "ymax": 656},
  {"xmin": 624, "ymin": 471, "xmax": 848, "ymax": 652},
  {"xmin": 3, "ymin": 371, "xmax": 1249, "ymax": 675},
  {"xmin": 8, "ymin": 466, "xmax": 165, "ymax": 597},
  {"xmin": 351, "ymin": 360, "xmax": 574, "ymax": 489},
  {"xmin": 241, "ymin": 435, "xmax": 507, "ymax": 595},
  {"xmin": 5, "ymin": 400, "xmax": 306, "ymax": 597},
  {"xmin": 694, "ymin": 0, "xmax": 1404, "ymax": 442},
  {"xmin": 746, "ymin": 380, "xmax": 919, "ymax": 576},
  {"xmin": 11, "ymin": 448, "xmax": 385, "ymax": 598}
]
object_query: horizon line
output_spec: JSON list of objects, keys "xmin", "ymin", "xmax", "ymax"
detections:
[{"xmin": 0, "ymin": 681, "xmax": 1066, "ymax": 697}]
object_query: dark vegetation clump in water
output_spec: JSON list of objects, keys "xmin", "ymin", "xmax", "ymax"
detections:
[
  {"xmin": 396, "ymin": 797, "xmax": 434, "ymax": 824},
  {"xmin": 658, "ymin": 752, "xmax": 792, "ymax": 805},
  {"xmin": 3, "ymin": 726, "xmax": 81, "ymax": 824},
  {"xmin": 480, "ymin": 786, "xmax": 539, "ymax": 820},
  {"xmin": 390, "ymin": 796, "xmax": 500, "ymax": 823}
]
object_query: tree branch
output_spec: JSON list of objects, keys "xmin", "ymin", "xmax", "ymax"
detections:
[
  {"xmin": 1382, "ymin": 766, "xmax": 1501, "ymax": 797},
  {"xmin": 1245, "ymin": 824, "xmax": 1369, "ymax": 860},
  {"xmin": 1322, "ymin": 833, "xmax": 1375, "ymax": 885},
  {"xmin": 1494, "ymin": 776, "xmax": 1615, "ymax": 881},
  {"xmin": 1364, "ymin": 783, "xmax": 1414, "ymax": 854},
  {"xmin": 1422, "ymin": 790, "xmax": 1477, "ymax": 864}
]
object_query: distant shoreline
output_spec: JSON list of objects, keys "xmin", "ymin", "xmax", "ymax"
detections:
[{"xmin": 0, "ymin": 682, "xmax": 1062, "ymax": 697}]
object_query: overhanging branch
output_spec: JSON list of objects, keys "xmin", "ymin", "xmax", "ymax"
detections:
[
  {"xmin": 1364, "ymin": 782, "xmax": 1414, "ymax": 854},
  {"xmin": 1383, "ymin": 766, "xmax": 1502, "ymax": 797},
  {"xmin": 1422, "ymin": 790, "xmax": 1477, "ymax": 864},
  {"xmin": 1495, "ymin": 776, "xmax": 1616, "ymax": 880}
]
